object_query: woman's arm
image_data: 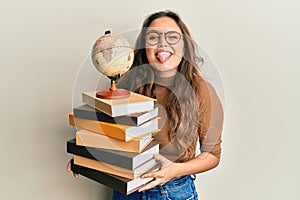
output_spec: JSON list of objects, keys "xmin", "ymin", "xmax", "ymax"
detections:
[
  {"xmin": 138, "ymin": 152, "xmax": 219, "ymax": 192},
  {"xmin": 139, "ymin": 81, "xmax": 224, "ymax": 192}
]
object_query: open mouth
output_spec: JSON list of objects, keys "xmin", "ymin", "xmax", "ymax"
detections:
[{"xmin": 156, "ymin": 51, "xmax": 172, "ymax": 63}]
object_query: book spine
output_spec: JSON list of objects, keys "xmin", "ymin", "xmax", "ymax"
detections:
[
  {"xmin": 67, "ymin": 139, "xmax": 135, "ymax": 169},
  {"xmin": 69, "ymin": 114, "xmax": 126, "ymax": 141},
  {"xmin": 75, "ymin": 131, "xmax": 147, "ymax": 153},
  {"xmin": 73, "ymin": 106, "xmax": 139, "ymax": 126},
  {"xmin": 73, "ymin": 108, "xmax": 115, "ymax": 123},
  {"xmin": 82, "ymin": 92, "xmax": 113, "ymax": 116},
  {"xmin": 73, "ymin": 155, "xmax": 156, "ymax": 179},
  {"xmin": 69, "ymin": 114, "xmax": 158, "ymax": 142},
  {"xmin": 71, "ymin": 160, "xmax": 128, "ymax": 194}
]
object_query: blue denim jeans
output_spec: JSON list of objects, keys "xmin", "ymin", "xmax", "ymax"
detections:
[{"xmin": 112, "ymin": 175, "xmax": 198, "ymax": 200}]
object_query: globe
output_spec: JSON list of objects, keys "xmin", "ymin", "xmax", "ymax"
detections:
[
  {"xmin": 91, "ymin": 30, "xmax": 134, "ymax": 77},
  {"xmin": 91, "ymin": 30, "xmax": 134, "ymax": 99}
]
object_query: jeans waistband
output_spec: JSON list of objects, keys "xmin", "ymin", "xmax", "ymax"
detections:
[{"xmin": 162, "ymin": 175, "xmax": 193, "ymax": 188}]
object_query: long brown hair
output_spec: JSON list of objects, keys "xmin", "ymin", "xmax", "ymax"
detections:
[{"xmin": 118, "ymin": 10, "xmax": 204, "ymax": 161}]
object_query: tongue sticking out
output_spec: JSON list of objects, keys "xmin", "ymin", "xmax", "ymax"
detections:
[{"xmin": 156, "ymin": 52, "xmax": 171, "ymax": 63}]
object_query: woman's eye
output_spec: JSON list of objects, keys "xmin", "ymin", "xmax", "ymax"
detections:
[
  {"xmin": 148, "ymin": 35, "xmax": 159, "ymax": 41},
  {"xmin": 168, "ymin": 33, "xmax": 179, "ymax": 39},
  {"xmin": 169, "ymin": 36, "xmax": 178, "ymax": 39}
]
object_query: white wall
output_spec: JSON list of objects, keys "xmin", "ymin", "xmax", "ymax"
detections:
[{"xmin": 1, "ymin": 0, "xmax": 299, "ymax": 199}]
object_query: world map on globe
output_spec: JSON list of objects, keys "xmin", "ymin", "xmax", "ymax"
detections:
[{"xmin": 91, "ymin": 32, "xmax": 134, "ymax": 77}]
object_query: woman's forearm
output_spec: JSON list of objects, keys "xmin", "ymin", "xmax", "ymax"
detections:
[{"xmin": 174, "ymin": 153, "xmax": 220, "ymax": 178}]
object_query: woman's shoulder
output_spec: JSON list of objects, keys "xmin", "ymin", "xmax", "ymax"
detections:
[
  {"xmin": 195, "ymin": 75, "xmax": 214, "ymax": 88},
  {"xmin": 195, "ymin": 76, "xmax": 220, "ymax": 103},
  {"xmin": 195, "ymin": 76, "xmax": 210, "ymax": 95}
]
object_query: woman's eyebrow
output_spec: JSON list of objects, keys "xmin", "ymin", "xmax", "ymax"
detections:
[{"xmin": 146, "ymin": 30, "xmax": 160, "ymax": 34}]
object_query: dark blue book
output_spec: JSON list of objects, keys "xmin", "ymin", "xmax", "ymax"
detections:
[
  {"xmin": 67, "ymin": 138, "xmax": 159, "ymax": 170},
  {"xmin": 73, "ymin": 104, "xmax": 158, "ymax": 126},
  {"xmin": 70, "ymin": 159, "xmax": 158, "ymax": 195}
]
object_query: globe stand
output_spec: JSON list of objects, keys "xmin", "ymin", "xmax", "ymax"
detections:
[{"xmin": 96, "ymin": 74, "xmax": 130, "ymax": 99}]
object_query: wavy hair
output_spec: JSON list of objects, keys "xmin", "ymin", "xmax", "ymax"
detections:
[{"xmin": 118, "ymin": 10, "xmax": 204, "ymax": 162}]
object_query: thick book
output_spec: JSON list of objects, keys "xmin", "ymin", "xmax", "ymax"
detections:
[
  {"xmin": 70, "ymin": 160, "xmax": 158, "ymax": 195},
  {"xmin": 76, "ymin": 129, "xmax": 153, "ymax": 153},
  {"xmin": 69, "ymin": 113, "xmax": 159, "ymax": 141},
  {"xmin": 67, "ymin": 138, "xmax": 159, "ymax": 170},
  {"xmin": 73, "ymin": 155, "xmax": 157, "ymax": 179},
  {"xmin": 82, "ymin": 91, "xmax": 155, "ymax": 117},
  {"xmin": 73, "ymin": 104, "xmax": 159, "ymax": 126}
]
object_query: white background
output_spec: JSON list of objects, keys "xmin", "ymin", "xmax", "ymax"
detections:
[{"xmin": 1, "ymin": 0, "xmax": 299, "ymax": 199}]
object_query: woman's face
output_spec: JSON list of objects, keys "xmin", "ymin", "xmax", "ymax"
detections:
[{"xmin": 145, "ymin": 16, "xmax": 184, "ymax": 77}]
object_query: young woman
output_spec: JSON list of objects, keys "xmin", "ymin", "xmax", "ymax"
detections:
[
  {"xmin": 112, "ymin": 10, "xmax": 224, "ymax": 199},
  {"xmin": 67, "ymin": 10, "xmax": 223, "ymax": 200}
]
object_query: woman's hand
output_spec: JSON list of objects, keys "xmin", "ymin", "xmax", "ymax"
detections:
[
  {"xmin": 138, "ymin": 154, "xmax": 180, "ymax": 192},
  {"xmin": 66, "ymin": 159, "xmax": 79, "ymax": 179}
]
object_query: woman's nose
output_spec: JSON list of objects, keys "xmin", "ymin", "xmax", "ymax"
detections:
[{"xmin": 157, "ymin": 34, "xmax": 168, "ymax": 47}]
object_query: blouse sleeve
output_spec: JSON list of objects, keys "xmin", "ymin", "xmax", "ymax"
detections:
[{"xmin": 198, "ymin": 80, "xmax": 224, "ymax": 160}]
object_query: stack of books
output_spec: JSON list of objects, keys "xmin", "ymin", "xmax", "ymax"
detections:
[{"xmin": 67, "ymin": 91, "xmax": 160, "ymax": 195}]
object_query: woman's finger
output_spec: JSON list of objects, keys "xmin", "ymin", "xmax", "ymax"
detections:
[
  {"xmin": 73, "ymin": 172, "xmax": 79, "ymax": 179},
  {"xmin": 138, "ymin": 178, "xmax": 162, "ymax": 192},
  {"xmin": 66, "ymin": 161, "xmax": 71, "ymax": 172}
]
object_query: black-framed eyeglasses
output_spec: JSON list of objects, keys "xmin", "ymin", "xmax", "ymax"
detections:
[{"xmin": 145, "ymin": 31, "xmax": 182, "ymax": 46}]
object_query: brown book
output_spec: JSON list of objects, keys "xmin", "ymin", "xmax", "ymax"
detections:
[
  {"xmin": 73, "ymin": 155, "xmax": 157, "ymax": 179},
  {"xmin": 76, "ymin": 129, "xmax": 154, "ymax": 153},
  {"xmin": 82, "ymin": 91, "xmax": 155, "ymax": 117},
  {"xmin": 69, "ymin": 113, "xmax": 159, "ymax": 141}
]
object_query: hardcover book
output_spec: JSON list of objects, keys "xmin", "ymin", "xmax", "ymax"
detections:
[
  {"xmin": 71, "ymin": 160, "xmax": 159, "ymax": 195},
  {"xmin": 73, "ymin": 155, "xmax": 157, "ymax": 179},
  {"xmin": 82, "ymin": 91, "xmax": 155, "ymax": 117},
  {"xmin": 76, "ymin": 129, "xmax": 154, "ymax": 153},
  {"xmin": 69, "ymin": 113, "xmax": 159, "ymax": 141},
  {"xmin": 73, "ymin": 104, "xmax": 158, "ymax": 126},
  {"xmin": 67, "ymin": 138, "xmax": 159, "ymax": 170}
]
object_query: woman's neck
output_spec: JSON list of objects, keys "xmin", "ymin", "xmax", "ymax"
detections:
[{"xmin": 154, "ymin": 73, "xmax": 176, "ymax": 87}]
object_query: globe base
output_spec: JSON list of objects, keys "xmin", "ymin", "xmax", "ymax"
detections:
[{"xmin": 96, "ymin": 89, "xmax": 130, "ymax": 99}]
